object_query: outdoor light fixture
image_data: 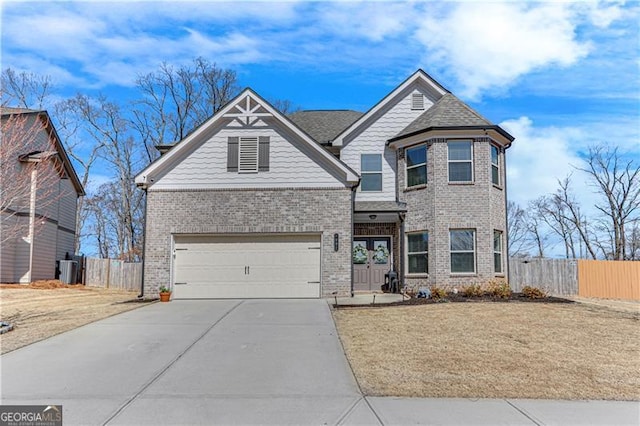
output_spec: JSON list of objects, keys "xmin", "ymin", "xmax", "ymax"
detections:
[{"xmin": 369, "ymin": 214, "xmax": 377, "ymax": 220}]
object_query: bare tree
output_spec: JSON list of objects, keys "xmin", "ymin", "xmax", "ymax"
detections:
[
  {"xmin": 1, "ymin": 112, "xmax": 65, "ymax": 245},
  {"xmin": 270, "ymin": 98, "xmax": 301, "ymax": 115},
  {"xmin": 53, "ymin": 99, "xmax": 105, "ymax": 253},
  {"xmin": 578, "ymin": 146, "xmax": 640, "ymax": 260},
  {"xmin": 507, "ymin": 201, "xmax": 532, "ymax": 256},
  {"xmin": 524, "ymin": 200, "xmax": 550, "ymax": 258},
  {"xmin": 70, "ymin": 94, "xmax": 144, "ymax": 261},
  {"xmin": 1, "ymin": 68, "xmax": 52, "ymax": 109},
  {"xmin": 627, "ymin": 223, "xmax": 640, "ymax": 260},
  {"xmin": 131, "ymin": 58, "xmax": 239, "ymax": 163}
]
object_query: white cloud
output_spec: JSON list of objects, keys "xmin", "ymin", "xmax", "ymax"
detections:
[
  {"xmin": 502, "ymin": 116, "xmax": 588, "ymax": 207},
  {"xmin": 316, "ymin": 2, "xmax": 415, "ymax": 42},
  {"xmin": 415, "ymin": 2, "xmax": 592, "ymax": 99}
]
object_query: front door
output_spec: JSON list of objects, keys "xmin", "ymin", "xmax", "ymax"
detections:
[{"xmin": 353, "ymin": 237, "xmax": 392, "ymax": 292}]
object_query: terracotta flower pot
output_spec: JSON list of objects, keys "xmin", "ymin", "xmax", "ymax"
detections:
[{"xmin": 159, "ymin": 292, "xmax": 171, "ymax": 302}]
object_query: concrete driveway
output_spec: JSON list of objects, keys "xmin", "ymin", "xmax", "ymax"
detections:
[
  {"xmin": 1, "ymin": 300, "xmax": 367, "ymax": 425},
  {"xmin": 1, "ymin": 299, "xmax": 638, "ymax": 425}
]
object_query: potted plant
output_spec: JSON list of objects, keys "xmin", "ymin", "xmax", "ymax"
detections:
[{"xmin": 159, "ymin": 286, "xmax": 171, "ymax": 302}]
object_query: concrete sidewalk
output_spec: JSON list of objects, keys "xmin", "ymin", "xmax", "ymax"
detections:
[{"xmin": 1, "ymin": 299, "xmax": 638, "ymax": 425}]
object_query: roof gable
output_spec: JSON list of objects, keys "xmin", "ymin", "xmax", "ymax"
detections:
[
  {"xmin": 331, "ymin": 69, "xmax": 449, "ymax": 147},
  {"xmin": 1, "ymin": 108, "xmax": 85, "ymax": 196},
  {"xmin": 135, "ymin": 89, "xmax": 359, "ymax": 188}
]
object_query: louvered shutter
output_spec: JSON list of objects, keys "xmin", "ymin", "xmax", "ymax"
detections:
[
  {"xmin": 258, "ymin": 136, "xmax": 270, "ymax": 171},
  {"xmin": 227, "ymin": 137, "xmax": 239, "ymax": 172}
]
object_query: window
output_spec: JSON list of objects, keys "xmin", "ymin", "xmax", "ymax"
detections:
[
  {"xmin": 494, "ymin": 230, "xmax": 503, "ymax": 274},
  {"xmin": 411, "ymin": 93, "xmax": 424, "ymax": 110},
  {"xmin": 491, "ymin": 145, "xmax": 500, "ymax": 186},
  {"xmin": 448, "ymin": 140, "xmax": 473, "ymax": 182},
  {"xmin": 361, "ymin": 154, "xmax": 382, "ymax": 191},
  {"xmin": 450, "ymin": 229, "xmax": 475, "ymax": 273},
  {"xmin": 406, "ymin": 144, "xmax": 427, "ymax": 187},
  {"xmin": 227, "ymin": 136, "xmax": 269, "ymax": 173},
  {"xmin": 407, "ymin": 232, "xmax": 428, "ymax": 274}
]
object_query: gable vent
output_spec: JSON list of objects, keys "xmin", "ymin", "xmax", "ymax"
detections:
[
  {"xmin": 239, "ymin": 137, "xmax": 259, "ymax": 173},
  {"xmin": 411, "ymin": 93, "xmax": 424, "ymax": 110}
]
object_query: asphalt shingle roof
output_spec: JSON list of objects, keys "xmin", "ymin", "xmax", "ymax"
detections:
[
  {"xmin": 0, "ymin": 106, "xmax": 42, "ymax": 116},
  {"xmin": 289, "ymin": 110, "xmax": 363, "ymax": 144},
  {"xmin": 395, "ymin": 93, "xmax": 493, "ymax": 139}
]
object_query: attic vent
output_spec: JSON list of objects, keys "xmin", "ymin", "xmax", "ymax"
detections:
[
  {"xmin": 239, "ymin": 137, "xmax": 259, "ymax": 173},
  {"xmin": 411, "ymin": 93, "xmax": 424, "ymax": 110}
]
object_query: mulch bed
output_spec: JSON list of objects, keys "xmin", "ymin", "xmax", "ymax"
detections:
[{"xmin": 335, "ymin": 292, "xmax": 574, "ymax": 308}]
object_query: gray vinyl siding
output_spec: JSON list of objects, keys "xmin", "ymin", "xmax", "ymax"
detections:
[
  {"xmin": 31, "ymin": 221, "xmax": 57, "ymax": 281},
  {"xmin": 0, "ymin": 213, "xmax": 18, "ymax": 282},
  {"xmin": 57, "ymin": 179, "xmax": 78, "ymax": 232}
]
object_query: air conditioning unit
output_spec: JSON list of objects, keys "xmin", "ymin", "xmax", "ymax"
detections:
[{"xmin": 59, "ymin": 260, "xmax": 78, "ymax": 284}]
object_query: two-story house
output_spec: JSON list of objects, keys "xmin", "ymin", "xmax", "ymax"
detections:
[
  {"xmin": 135, "ymin": 70, "xmax": 513, "ymax": 298},
  {"xmin": 1, "ymin": 107, "xmax": 85, "ymax": 283}
]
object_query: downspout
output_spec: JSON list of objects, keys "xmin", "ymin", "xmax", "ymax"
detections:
[
  {"xmin": 503, "ymin": 145, "xmax": 511, "ymax": 285},
  {"xmin": 399, "ymin": 212, "xmax": 405, "ymax": 292},
  {"xmin": 138, "ymin": 186, "xmax": 148, "ymax": 299},
  {"xmin": 350, "ymin": 184, "xmax": 357, "ymax": 297}
]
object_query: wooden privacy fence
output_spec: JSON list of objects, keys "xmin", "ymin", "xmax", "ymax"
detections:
[
  {"xmin": 509, "ymin": 258, "xmax": 578, "ymax": 295},
  {"xmin": 84, "ymin": 258, "xmax": 142, "ymax": 292},
  {"xmin": 578, "ymin": 260, "xmax": 640, "ymax": 300},
  {"xmin": 509, "ymin": 258, "xmax": 640, "ymax": 300}
]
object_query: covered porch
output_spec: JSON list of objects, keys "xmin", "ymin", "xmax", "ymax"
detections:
[{"xmin": 352, "ymin": 201, "xmax": 406, "ymax": 293}]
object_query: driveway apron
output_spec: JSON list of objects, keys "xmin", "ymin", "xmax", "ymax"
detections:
[{"xmin": 0, "ymin": 300, "xmax": 362, "ymax": 425}]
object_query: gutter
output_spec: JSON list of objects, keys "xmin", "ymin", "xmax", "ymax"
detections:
[
  {"xmin": 349, "ymin": 179, "xmax": 360, "ymax": 297},
  {"xmin": 138, "ymin": 186, "xmax": 148, "ymax": 299}
]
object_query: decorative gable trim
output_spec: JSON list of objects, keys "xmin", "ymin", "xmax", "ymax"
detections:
[
  {"xmin": 331, "ymin": 69, "xmax": 448, "ymax": 147},
  {"xmin": 135, "ymin": 88, "xmax": 359, "ymax": 188}
]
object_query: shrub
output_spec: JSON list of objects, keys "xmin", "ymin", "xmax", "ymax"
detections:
[
  {"xmin": 462, "ymin": 283, "xmax": 484, "ymax": 297},
  {"xmin": 487, "ymin": 279, "xmax": 512, "ymax": 299},
  {"xmin": 430, "ymin": 286, "xmax": 447, "ymax": 300},
  {"xmin": 522, "ymin": 286, "xmax": 547, "ymax": 299}
]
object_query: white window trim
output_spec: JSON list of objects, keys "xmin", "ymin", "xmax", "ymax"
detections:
[
  {"xmin": 447, "ymin": 140, "xmax": 474, "ymax": 183},
  {"xmin": 494, "ymin": 230, "xmax": 504, "ymax": 275},
  {"xmin": 491, "ymin": 145, "xmax": 501, "ymax": 187},
  {"xmin": 406, "ymin": 230, "xmax": 428, "ymax": 276},
  {"xmin": 360, "ymin": 153, "xmax": 383, "ymax": 192},
  {"xmin": 449, "ymin": 229, "xmax": 476, "ymax": 275},
  {"xmin": 405, "ymin": 144, "xmax": 427, "ymax": 189},
  {"xmin": 238, "ymin": 136, "xmax": 259, "ymax": 173}
]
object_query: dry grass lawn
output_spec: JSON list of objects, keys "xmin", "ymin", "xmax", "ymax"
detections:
[
  {"xmin": 333, "ymin": 302, "xmax": 640, "ymax": 400},
  {"xmin": 0, "ymin": 282, "xmax": 146, "ymax": 354}
]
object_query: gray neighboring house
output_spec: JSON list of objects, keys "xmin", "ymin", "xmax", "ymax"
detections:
[
  {"xmin": 0, "ymin": 107, "xmax": 85, "ymax": 283},
  {"xmin": 135, "ymin": 70, "xmax": 514, "ymax": 299}
]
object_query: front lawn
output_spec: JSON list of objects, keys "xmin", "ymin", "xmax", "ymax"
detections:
[{"xmin": 333, "ymin": 302, "xmax": 640, "ymax": 400}]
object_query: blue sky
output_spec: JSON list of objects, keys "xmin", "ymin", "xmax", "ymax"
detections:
[{"xmin": 2, "ymin": 0, "xmax": 639, "ymax": 253}]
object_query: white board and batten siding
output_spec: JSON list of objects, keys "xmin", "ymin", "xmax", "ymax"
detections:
[
  {"xmin": 340, "ymin": 88, "xmax": 435, "ymax": 202},
  {"xmin": 153, "ymin": 126, "xmax": 345, "ymax": 190},
  {"xmin": 172, "ymin": 234, "xmax": 322, "ymax": 299}
]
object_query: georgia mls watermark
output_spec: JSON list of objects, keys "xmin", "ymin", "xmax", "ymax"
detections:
[{"xmin": 0, "ymin": 405, "xmax": 62, "ymax": 426}]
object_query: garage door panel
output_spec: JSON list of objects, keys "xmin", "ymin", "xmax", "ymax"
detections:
[{"xmin": 173, "ymin": 234, "xmax": 321, "ymax": 299}]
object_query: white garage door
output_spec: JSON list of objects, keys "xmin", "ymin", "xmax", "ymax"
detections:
[{"xmin": 172, "ymin": 234, "xmax": 321, "ymax": 299}]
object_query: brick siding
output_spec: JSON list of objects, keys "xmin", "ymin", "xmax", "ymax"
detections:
[
  {"xmin": 143, "ymin": 187, "xmax": 353, "ymax": 298},
  {"xmin": 398, "ymin": 137, "xmax": 507, "ymax": 290}
]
